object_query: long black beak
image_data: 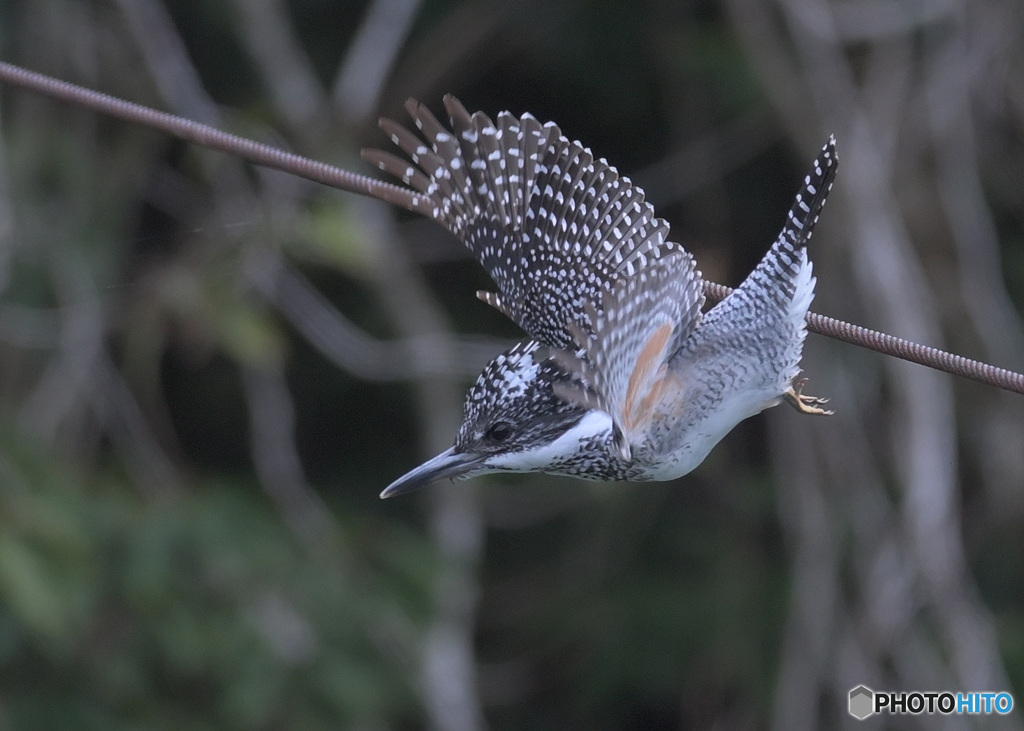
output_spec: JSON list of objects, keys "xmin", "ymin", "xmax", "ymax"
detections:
[{"xmin": 380, "ymin": 447, "xmax": 483, "ymax": 499}]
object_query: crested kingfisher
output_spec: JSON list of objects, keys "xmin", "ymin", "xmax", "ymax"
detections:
[{"xmin": 364, "ymin": 97, "xmax": 837, "ymax": 498}]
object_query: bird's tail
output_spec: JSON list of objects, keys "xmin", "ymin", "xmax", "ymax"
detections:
[
  {"xmin": 735, "ymin": 136, "xmax": 838, "ymax": 325},
  {"xmin": 781, "ymin": 135, "xmax": 838, "ymax": 253},
  {"xmin": 693, "ymin": 137, "xmax": 838, "ymax": 394}
]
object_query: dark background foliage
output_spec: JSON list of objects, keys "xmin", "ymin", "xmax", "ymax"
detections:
[{"xmin": 1, "ymin": 0, "xmax": 1023, "ymax": 728}]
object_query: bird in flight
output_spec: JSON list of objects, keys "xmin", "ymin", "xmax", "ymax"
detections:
[{"xmin": 364, "ymin": 97, "xmax": 837, "ymax": 498}]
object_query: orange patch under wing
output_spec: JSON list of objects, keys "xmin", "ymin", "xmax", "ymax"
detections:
[
  {"xmin": 637, "ymin": 365, "xmax": 670, "ymax": 421},
  {"xmin": 621, "ymin": 322, "xmax": 674, "ymax": 433}
]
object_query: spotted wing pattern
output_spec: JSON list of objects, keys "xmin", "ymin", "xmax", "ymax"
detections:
[
  {"xmin": 552, "ymin": 250, "xmax": 704, "ymax": 459},
  {"xmin": 363, "ymin": 95, "xmax": 683, "ymax": 349}
]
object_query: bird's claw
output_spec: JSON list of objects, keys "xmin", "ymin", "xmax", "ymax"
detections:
[{"xmin": 784, "ymin": 377, "xmax": 834, "ymax": 416}]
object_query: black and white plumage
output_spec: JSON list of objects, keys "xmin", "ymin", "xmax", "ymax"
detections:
[
  {"xmin": 364, "ymin": 97, "xmax": 679, "ymax": 350},
  {"xmin": 551, "ymin": 251, "xmax": 704, "ymax": 461},
  {"xmin": 365, "ymin": 97, "xmax": 837, "ymax": 497}
]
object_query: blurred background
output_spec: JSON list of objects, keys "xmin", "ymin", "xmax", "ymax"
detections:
[{"xmin": 1, "ymin": 0, "xmax": 1023, "ymax": 728}]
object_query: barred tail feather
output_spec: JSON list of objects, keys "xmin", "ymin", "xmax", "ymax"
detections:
[
  {"xmin": 742, "ymin": 136, "xmax": 837, "ymax": 317},
  {"xmin": 782, "ymin": 135, "xmax": 838, "ymax": 251}
]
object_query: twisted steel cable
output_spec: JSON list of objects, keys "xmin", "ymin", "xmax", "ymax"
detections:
[{"xmin": 2, "ymin": 61, "xmax": 1021, "ymax": 396}]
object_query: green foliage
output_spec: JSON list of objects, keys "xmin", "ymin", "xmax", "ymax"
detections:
[{"xmin": 0, "ymin": 422, "xmax": 432, "ymax": 728}]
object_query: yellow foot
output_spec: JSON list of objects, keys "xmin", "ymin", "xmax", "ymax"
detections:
[{"xmin": 784, "ymin": 377, "xmax": 834, "ymax": 416}]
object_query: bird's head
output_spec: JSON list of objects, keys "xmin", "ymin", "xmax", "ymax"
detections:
[{"xmin": 381, "ymin": 341, "xmax": 617, "ymax": 498}]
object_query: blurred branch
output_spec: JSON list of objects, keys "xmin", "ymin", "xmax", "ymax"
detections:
[
  {"xmin": 634, "ymin": 108, "xmax": 782, "ymax": 207},
  {"xmin": 114, "ymin": 0, "xmax": 223, "ymax": 127},
  {"xmin": 332, "ymin": 0, "xmax": 423, "ymax": 124},
  {"xmin": 382, "ymin": 1, "xmax": 512, "ymax": 106},
  {"xmin": 351, "ymin": 191, "xmax": 486, "ymax": 731},
  {"xmin": 92, "ymin": 352, "xmax": 180, "ymax": 497},
  {"xmin": 19, "ymin": 247, "xmax": 105, "ymax": 444},
  {"xmin": 333, "ymin": 5, "xmax": 486, "ymax": 722},
  {"xmin": 727, "ymin": 0, "xmax": 1021, "ymax": 725},
  {"xmin": 769, "ymin": 411, "xmax": 842, "ymax": 729},
  {"xmin": 230, "ymin": 0, "xmax": 326, "ymax": 134},
  {"xmin": 246, "ymin": 249, "xmax": 503, "ymax": 381},
  {"xmin": 923, "ymin": 8, "xmax": 1024, "ymax": 368},
  {"xmin": 0, "ymin": 304, "xmax": 60, "ymax": 348},
  {"xmin": 816, "ymin": 0, "xmax": 962, "ymax": 41},
  {"xmin": 922, "ymin": 6, "xmax": 1024, "ymax": 510},
  {"xmin": 241, "ymin": 363, "xmax": 339, "ymax": 550},
  {"xmin": 11, "ymin": 235, "xmax": 179, "ymax": 496}
]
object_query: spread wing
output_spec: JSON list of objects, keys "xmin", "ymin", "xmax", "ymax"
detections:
[
  {"xmin": 362, "ymin": 95, "xmax": 684, "ymax": 349},
  {"xmin": 551, "ymin": 250, "xmax": 705, "ymax": 460}
]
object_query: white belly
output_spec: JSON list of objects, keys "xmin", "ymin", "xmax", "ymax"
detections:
[{"xmin": 634, "ymin": 388, "xmax": 784, "ymax": 481}]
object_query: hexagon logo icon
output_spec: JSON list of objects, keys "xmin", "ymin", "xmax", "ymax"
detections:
[{"xmin": 849, "ymin": 686, "xmax": 874, "ymax": 720}]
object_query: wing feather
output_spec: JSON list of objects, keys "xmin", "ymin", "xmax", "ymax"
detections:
[
  {"xmin": 552, "ymin": 250, "xmax": 705, "ymax": 458},
  {"xmin": 363, "ymin": 96, "xmax": 688, "ymax": 349}
]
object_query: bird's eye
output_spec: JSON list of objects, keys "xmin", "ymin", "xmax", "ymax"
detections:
[{"xmin": 486, "ymin": 422, "xmax": 513, "ymax": 441}]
